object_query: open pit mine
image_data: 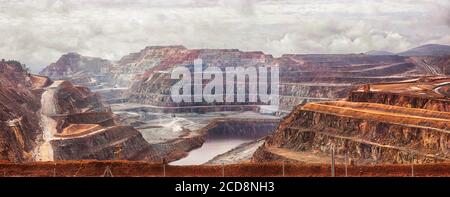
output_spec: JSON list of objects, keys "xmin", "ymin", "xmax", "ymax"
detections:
[
  {"xmin": 1, "ymin": 44, "xmax": 450, "ymax": 176},
  {"xmin": 253, "ymin": 77, "xmax": 450, "ymax": 164},
  {"xmin": 0, "ymin": 60, "xmax": 153, "ymax": 162}
]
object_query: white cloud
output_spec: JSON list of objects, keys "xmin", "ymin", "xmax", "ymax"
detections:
[{"xmin": 0, "ymin": 0, "xmax": 448, "ymax": 73}]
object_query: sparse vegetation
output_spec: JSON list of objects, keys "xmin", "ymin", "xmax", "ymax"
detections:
[{"xmin": 2, "ymin": 59, "xmax": 30, "ymax": 73}]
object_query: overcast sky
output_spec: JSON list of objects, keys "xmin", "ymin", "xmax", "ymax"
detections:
[{"xmin": 0, "ymin": 0, "xmax": 449, "ymax": 73}]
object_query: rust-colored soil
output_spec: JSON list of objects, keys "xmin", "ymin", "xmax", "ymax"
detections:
[
  {"xmin": 303, "ymin": 102, "xmax": 450, "ymax": 129},
  {"xmin": 56, "ymin": 124, "xmax": 102, "ymax": 137},
  {"xmin": 0, "ymin": 161, "xmax": 449, "ymax": 177},
  {"xmin": 355, "ymin": 76, "xmax": 450, "ymax": 98}
]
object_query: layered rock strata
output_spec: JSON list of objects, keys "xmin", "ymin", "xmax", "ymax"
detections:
[
  {"xmin": 39, "ymin": 53, "xmax": 113, "ymax": 89},
  {"xmin": 1, "ymin": 60, "xmax": 154, "ymax": 162},
  {"xmin": 41, "ymin": 47, "xmax": 449, "ymax": 112},
  {"xmin": 40, "ymin": 80, "xmax": 154, "ymax": 161},
  {"xmin": 253, "ymin": 77, "xmax": 450, "ymax": 164},
  {"xmin": 0, "ymin": 61, "xmax": 46, "ymax": 162}
]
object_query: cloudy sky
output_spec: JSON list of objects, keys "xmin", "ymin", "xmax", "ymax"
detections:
[{"xmin": 0, "ymin": 0, "xmax": 449, "ymax": 73}]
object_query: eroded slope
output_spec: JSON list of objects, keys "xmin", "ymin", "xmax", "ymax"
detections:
[{"xmin": 254, "ymin": 77, "xmax": 450, "ymax": 164}]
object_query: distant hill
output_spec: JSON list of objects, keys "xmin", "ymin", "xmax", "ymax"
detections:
[
  {"xmin": 39, "ymin": 52, "xmax": 112, "ymax": 78},
  {"xmin": 365, "ymin": 50, "xmax": 394, "ymax": 56},
  {"xmin": 398, "ymin": 44, "xmax": 450, "ymax": 56}
]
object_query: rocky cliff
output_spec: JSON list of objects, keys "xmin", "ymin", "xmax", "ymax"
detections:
[
  {"xmin": 0, "ymin": 61, "xmax": 46, "ymax": 162},
  {"xmin": 0, "ymin": 60, "xmax": 154, "ymax": 162},
  {"xmin": 127, "ymin": 47, "xmax": 274, "ymax": 107},
  {"xmin": 128, "ymin": 51, "xmax": 444, "ymax": 110},
  {"xmin": 39, "ymin": 53, "xmax": 113, "ymax": 89},
  {"xmin": 40, "ymin": 46, "xmax": 449, "ymax": 112},
  {"xmin": 348, "ymin": 77, "xmax": 450, "ymax": 111},
  {"xmin": 253, "ymin": 77, "xmax": 450, "ymax": 164},
  {"xmin": 38, "ymin": 80, "xmax": 155, "ymax": 161}
]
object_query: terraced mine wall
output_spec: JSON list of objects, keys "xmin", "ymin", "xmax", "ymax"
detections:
[
  {"xmin": 0, "ymin": 62, "xmax": 47, "ymax": 162},
  {"xmin": 42, "ymin": 47, "xmax": 450, "ymax": 114},
  {"xmin": 115, "ymin": 105, "xmax": 262, "ymax": 114},
  {"xmin": 254, "ymin": 101, "xmax": 450, "ymax": 164},
  {"xmin": 267, "ymin": 112, "xmax": 448, "ymax": 163},
  {"xmin": 0, "ymin": 116, "xmax": 39, "ymax": 162},
  {"xmin": 126, "ymin": 80, "xmax": 355, "ymax": 111},
  {"xmin": 95, "ymin": 88, "xmax": 128, "ymax": 104},
  {"xmin": 55, "ymin": 85, "xmax": 106, "ymax": 114},
  {"xmin": 201, "ymin": 119, "xmax": 279, "ymax": 139},
  {"xmin": 29, "ymin": 78, "xmax": 162, "ymax": 162},
  {"xmin": 349, "ymin": 91, "xmax": 450, "ymax": 112},
  {"xmin": 54, "ymin": 112, "xmax": 116, "ymax": 131},
  {"xmin": 121, "ymin": 49, "xmax": 433, "ymax": 111},
  {"xmin": 49, "ymin": 110, "xmax": 156, "ymax": 161},
  {"xmin": 52, "ymin": 126, "xmax": 153, "ymax": 161}
]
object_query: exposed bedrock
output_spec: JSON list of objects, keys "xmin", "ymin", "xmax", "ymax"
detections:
[
  {"xmin": 112, "ymin": 103, "xmax": 261, "ymax": 114},
  {"xmin": 125, "ymin": 53, "xmax": 449, "ymax": 112},
  {"xmin": 349, "ymin": 92, "xmax": 450, "ymax": 112},
  {"xmin": 254, "ymin": 78, "xmax": 450, "ymax": 164},
  {"xmin": 51, "ymin": 81, "xmax": 107, "ymax": 114},
  {"xmin": 0, "ymin": 62, "xmax": 46, "ymax": 162},
  {"xmin": 348, "ymin": 76, "xmax": 450, "ymax": 112},
  {"xmin": 279, "ymin": 83, "xmax": 352, "ymax": 109},
  {"xmin": 42, "ymin": 82, "xmax": 154, "ymax": 160},
  {"xmin": 94, "ymin": 88, "xmax": 128, "ymax": 104},
  {"xmin": 28, "ymin": 79, "xmax": 156, "ymax": 161},
  {"xmin": 39, "ymin": 53, "xmax": 114, "ymax": 89},
  {"xmin": 37, "ymin": 46, "xmax": 450, "ymax": 118},
  {"xmin": 40, "ymin": 53, "xmax": 112, "ymax": 78},
  {"xmin": 147, "ymin": 134, "xmax": 205, "ymax": 163},
  {"xmin": 256, "ymin": 106, "xmax": 449, "ymax": 164},
  {"xmin": 40, "ymin": 47, "xmax": 450, "ymax": 113},
  {"xmin": 125, "ymin": 52, "xmax": 414, "ymax": 110},
  {"xmin": 55, "ymin": 112, "xmax": 115, "ymax": 130},
  {"xmin": 200, "ymin": 119, "xmax": 279, "ymax": 139},
  {"xmin": 51, "ymin": 126, "xmax": 153, "ymax": 160}
]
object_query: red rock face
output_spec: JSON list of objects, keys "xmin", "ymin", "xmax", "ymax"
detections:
[
  {"xmin": 40, "ymin": 53, "xmax": 112, "ymax": 78},
  {"xmin": 39, "ymin": 53, "xmax": 113, "ymax": 88},
  {"xmin": 0, "ymin": 62, "xmax": 44, "ymax": 162},
  {"xmin": 40, "ymin": 46, "xmax": 449, "ymax": 111},
  {"xmin": 348, "ymin": 76, "xmax": 450, "ymax": 111},
  {"xmin": 54, "ymin": 81, "xmax": 106, "ymax": 114},
  {"xmin": 253, "ymin": 77, "xmax": 450, "ymax": 164},
  {"xmin": 126, "ymin": 47, "xmax": 274, "ymax": 108},
  {"xmin": 408, "ymin": 55, "xmax": 450, "ymax": 75},
  {"xmin": 127, "ymin": 51, "xmax": 444, "ymax": 110},
  {"xmin": 51, "ymin": 125, "xmax": 155, "ymax": 161},
  {"xmin": 38, "ymin": 80, "xmax": 155, "ymax": 161},
  {"xmin": 1, "ymin": 61, "xmax": 154, "ymax": 162}
]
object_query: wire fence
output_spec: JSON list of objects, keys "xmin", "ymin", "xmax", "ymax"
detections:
[{"xmin": 0, "ymin": 157, "xmax": 427, "ymax": 177}]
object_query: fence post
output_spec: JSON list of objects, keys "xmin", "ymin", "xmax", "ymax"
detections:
[
  {"xmin": 163, "ymin": 164, "xmax": 166, "ymax": 177},
  {"xmin": 331, "ymin": 147, "xmax": 335, "ymax": 177},
  {"xmin": 53, "ymin": 162, "xmax": 56, "ymax": 177},
  {"xmin": 345, "ymin": 152, "xmax": 348, "ymax": 177},
  {"xmin": 411, "ymin": 154, "xmax": 414, "ymax": 177},
  {"xmin": 222, "ymin": 163, "xmax": 225, "ymax": 177},
  {"xmin": 102, "ymin": 166, "xmax": 113, "ymax": 177}
]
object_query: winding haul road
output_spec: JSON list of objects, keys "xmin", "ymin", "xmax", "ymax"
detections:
[{"xmin": 34, "ymin": 80, "xmax": 65, "ymax": 161}]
